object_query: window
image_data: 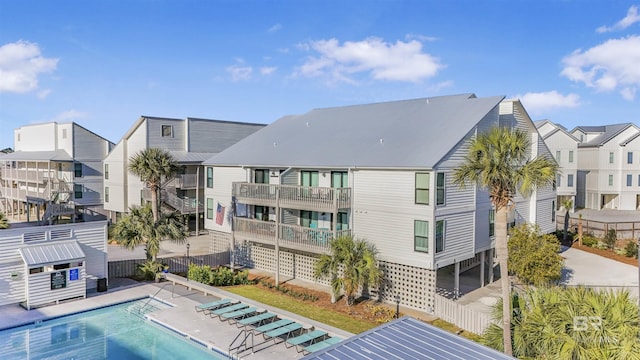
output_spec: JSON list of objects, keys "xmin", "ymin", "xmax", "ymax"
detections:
[
  {"xmin": 567, "ymin": 174, "xmax": 574, "ymax": 187},
  {"xmin": 415, "ymin": 173, "xmax": 430, "ymax": 205},
  {"xmin": 206, "ymin": 167, "xmax": 213, "ymax": 188},
  {"xmin": 161, "ymin": 125, "xmax": 173, "ymax": 137},
  {"xmin": 336, "ymin": 212, "xmax": 349, "ymax": 230},
  {"xmin": 29, "ymin": 267, "xmax": 44, "ymax": 274},
  {"xmin": 104, "ymin": 187, "xmax": 109, "ymax": 202},
  {"xmin": 254, "ymin": 169, "xmax": 269, "ymax": 184},
  {"xmin": 331, "ymin": 171, "xmax": 348, "ymax": 188},
  {"xmin": 414, "ymin": 220, "xmax": 429, "ymax": 253},
  {"xmin": 489, "ymin": 209, "xmax": 495, "ymax": 237},
  {"xmin": 435, "ymin": 220, "xmax": 445, "ymax": 253},
  {"xmin": 301, "ymin": 171, "xmax": 319, "ymax": 191},
  {"xmin": 628, "ymin": 152, "xmax": 633, "ymax": 164},
  {"xmin": 555, "ymin": 151, "xmax": 561, "ymax": 162},
  {"xmin": 556, "ymin": 175, "xmax": 561, "ymax": 188},
  {"xmin": 579, "ymin": 134, "xmax": 584, "ymax": 142},
  {"xmin": 568, "ymin": 151, "xmax": 574, "ymax": 163},
  {"xmin": 62, "ymin": 129, "xmax": 67, "ymax": 139},
  {"xmin": 638, "ymin": 175, "xmax": 640, "ymax": 186},
  {"xmin": 552, "ymin": 201, "xmax": 556, "ymax": 220},
  {"xmin": 104, "ymin": 164, "xmax": 109, "ymax": 180},
  {"xmin": 256, "ymin": 206, "xmax": 269, "ymax": 221},
  {"xmin": 206, "ymin": 198, "xmax": 214, "ymax": 219},
  {"xmin": 74, "ymin": 163, "xmax": 82, "ymax": 178},
  {"xmin": 609, "ymin": 152, "xmax": 614, "ymax": 164},
  {"xmin": 436, "ymin": 172, "xmax": 445, "ymax": 205},
  {"xmin": 627, "ymin": 174, "xmax": 632, "ymax": 187},
  {"xmin": 74, "ymin": 184, "xmax": 83, "ymax": 199},
  {"xmin": 53, "ymin": 263, "xmax": 70, "ymax": 270},
  {"xmin": 608, "ymin": 174, "xmax": 614, "ymax": 186}
]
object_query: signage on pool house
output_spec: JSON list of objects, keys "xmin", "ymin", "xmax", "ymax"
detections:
[{"xmin": 51, "ymin": 271, "xmax": 67, "ymax": 290}]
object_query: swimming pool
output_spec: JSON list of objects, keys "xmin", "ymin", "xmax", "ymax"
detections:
[{"xmin": 0, "ymin": 298, "xmax": 228, "ymax": 359}]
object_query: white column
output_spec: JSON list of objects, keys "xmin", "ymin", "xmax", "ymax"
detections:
[
  {"xmin": 480, "ymin": 251, "xmax": 486, "ymax": 287},
  {"xmin": 454, "ymin": 261, "xmax": 460, "ymax": 299}
]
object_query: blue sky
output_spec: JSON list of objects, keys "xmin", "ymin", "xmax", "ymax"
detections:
[{"xmin": 1, "ymin": 0, "xmax": 639, "ymax": 148}]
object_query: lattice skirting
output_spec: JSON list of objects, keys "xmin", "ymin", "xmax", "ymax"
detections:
[
  {"xmin": 209, "ymin": 230, "xmax": 231, "ymax": 254},
  {"xmin": 234, "ymin": 240, "xmax": 436, "ymax": 311}
]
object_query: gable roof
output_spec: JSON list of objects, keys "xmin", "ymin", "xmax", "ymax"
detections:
[
  {"xmin": 0, "ymin": 150, "xmax": 73, "ymax": 162},
  {"xmin": 302, "ymin": 316, "xmax": 514, "ymax": 360},
  {"xmin": 205, "ymin": 94, "xmax": 505, "ymax": 169},
  {"xmin": 572, "ymin": 123, "xmax": 638, "ymax": 148}
]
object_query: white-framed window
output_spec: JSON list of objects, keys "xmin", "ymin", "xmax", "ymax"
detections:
[
  {"xmin": 489, "ymin": 209, "xmax": 495, "ymax": 237},
  {"xmin": 567, "ymin": 174, "xmax": 574, "ymax": 187},
  {"xmin": 435, "ymin": 220, "xmax": 445, "ymax": 253},
  {"xmin": 104, "ymin": 187, "xmax": 109, "ymax": 202},
  {"xmin": 74, "ymin": 184, "xmax": 83, "ymax": 199},
  {"xmin": 206, "ymin": 198, "xmax": 214, "ymax": 219},
  {"xmin": 104, "ymin": 164, "xmax": 109, "ymax": 180},
  {"xmin": 331, "ymin": 171, "xmax": 348, "ymax": 188},
  {"xmin": 206, "ymin": 167, "xmax": 213, "ymax": 188},
  {"xmin": 628, "ymin": 152, "xmax": 633, "ymax": 164},
  {"xmin": 568, "ymin": 151, "xmax": 574, "ymax": 163},
  {"xmin": 161, "ymin": 125, "xmax": 173, "ymax": 137},
  {"xmin": 436, "ymin": 172, "xmax": 445, "ymax": 206},
  {"xmin": 556, "ymin": 175, "xmax": 561, "ymax": 188},
  {"xmin": 555, "ymin": 150, "xmax": 561, "ymax": 162},
  {"xmin": 627, "ymin": 174, "xmax": 632, "ymax": 187},
  {"xmin": 62, "ymin": 128, "xmax": 67, "ymax": 139},
  {"xmin": 608, "ymin": 174, "xmax": 614, "ymax": 186},
  {"xmin": 74, "ymin": 163, "xmax": 82, "ymax": 177},
  {"xmin": 255, "ymin": 169, "xmax": 270, "ymax": 184},
  {"xmin": 552, "ymin": 201, "xmax": 556, "ymax": 220},
  {"xmin": 414, "ymin": 220, "xmax": 429, "ymax": 253},
  {"xmin": 415, "ymin": 173, "xmax": 430, "ymax": 205},
  {"xmin": 609, "ymin": 152, "xmax": 614, "ymax": 164}
]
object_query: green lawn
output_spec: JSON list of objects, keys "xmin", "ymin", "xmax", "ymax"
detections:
[
  {"xmin": 224, "ymin": 285, "xmax": 378, "ymax": 334},
  {"xmin": 224, "ymin": 284, "xmax": 483, "ymax": 341}
]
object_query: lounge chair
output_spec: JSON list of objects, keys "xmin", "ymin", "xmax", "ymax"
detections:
[
  {"xmin": 209, "ymin": 303, "xmax": 249, "ymax": 319},
  {"xmin": 220, "ymin": 307, "xmax": 259, "ymax": 322},
  {"xmin": 286, "ymin": 330, "xmax": 328, "ymax": 351},
  {"xmin": 252, "ymin": 318, "xmax": 294, "ymax": 334},
  {"xmin": 236, "ymin": 312, "xmax": 277, "ymax": 328},
  {"xmin": 194, "ymin": 298, "xmax": 233, "ymax": 313},
  {"xmin": 263, "ymin": 322, "xmax": 303, "ymax": 343},
  {"xmin": 303, "ymin": 337, "xmax": 342, "ymax": 354}
]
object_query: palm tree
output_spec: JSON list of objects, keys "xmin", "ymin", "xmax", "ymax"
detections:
[
  {"xmin": 0, "ymin": 212, "xmax": 8, "ymax": 229},
  {"xmin": 314, "ymin": 235, "xmax": 383, "ymax": 305},
  {"xmin": 112, "ymin": 204, "xmax": 186, "ymax": 262},
  {"xmin": 561, "ymin": 199, "xmax": 573, "ymax": 244},
  {"xmin": 483, "ymin": 287, "xmax": 640, "ymax": 359},
  {"xmin": 453, "ymin": 126, "xmax": 558, "ymax": 356},
  {"xmin": 128, "ymin": 148, "xmax": 178, "ymax": 221}
]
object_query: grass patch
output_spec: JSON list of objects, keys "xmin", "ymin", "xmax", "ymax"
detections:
[
  {"xmin": 225, "ymin": 285, "xmax": 378, "ymax": 334},
  {"xmin": 430, "ymin": 319, "xmax": 482, "ymax": 342}
]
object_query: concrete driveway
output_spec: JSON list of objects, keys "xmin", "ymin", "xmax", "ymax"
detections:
[{"xmin": 108, "ymin": 234, "xmax": 213, "ymax": 260}]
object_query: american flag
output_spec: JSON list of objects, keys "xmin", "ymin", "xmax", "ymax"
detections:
[{"xmin": 215, "ymin": 202, "xmax": 226, "ymax": 225}]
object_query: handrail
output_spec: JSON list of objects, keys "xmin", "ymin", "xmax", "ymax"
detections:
[
  {"xmin": 228, "ymin": 329, "xmax": 254, "ymax": 359},
  {"xmin": 139, "ymin": 282, "xmax": 172, "ymax": 314}
]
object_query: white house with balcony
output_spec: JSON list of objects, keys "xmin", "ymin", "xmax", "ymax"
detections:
[
  {"xmin": 0, "ymin": 122, "xmax": 114, "ymax": 224},
  {"xmin": 203, "ymin": 94, "xmax": 556, "ymax": 312},
  {"xmin": 570, "ymin": 123, "xmax": 640, "ymax": 210},
  {"xmin": 102, "ymin": 116, "xmax": 264, "ymax": 232},
  {"xmin": 535, "ymin": 120, "xmax": 579, "ymax": 211}
]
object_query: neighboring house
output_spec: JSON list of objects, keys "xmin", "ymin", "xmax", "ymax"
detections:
[
  {"xmin": 103, "ymin": 116, "xmax": 265, "ymax": 232},
  {"xmin": 535, "ymin": 119, "xmax": 580, "ymax": 211},
  {"xmin": 0, "ymin": 122, "xmax": 114, "ymax": 224},
  {"xmin": 570, "ymin": 123, "xmax": 640, "ymax": 210},
  {"xmin": 203, "ymin": 94, "xmax": 556, "ymax": 313}
]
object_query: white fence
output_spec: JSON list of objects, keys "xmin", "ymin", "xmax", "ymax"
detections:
[{"xmin": 433, "ymin": 293, "xmax": 494, "ymax": 335}]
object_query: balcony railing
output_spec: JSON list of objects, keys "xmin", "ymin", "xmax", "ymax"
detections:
[
  {"xmin": 164, "ymin": 174, "xmax": 199, "ymax": 189},
  {"xmin": 232, "ymin": 183, "xmax": 351, "ymax": 212},
  {"xmin": 233, "ymin": 217, "xmax": 351, "ymax": 253}
]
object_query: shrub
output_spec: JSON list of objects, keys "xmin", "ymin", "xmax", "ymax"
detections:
[
  {"xmin": 580, "ymin": 233, "xmax": 599, "ymax": 247},
  {"xmin": 188, "ymin": 264, "xmax": 251, "ymax": 286},
  {"xmin": 508, "ymin": 224, "xmax": 563, "ymax": 286},
  {"xmin": 258, "ymin": 279, "xmax": 319, "ymax": 301},
  {"xmin": 366, "ymin": 304, "xmax": 397, "ymax": 324},
  {"xmin": 625, "ymin": 241, "xmax": 638, "ymax": 259},
  {"xmin": 604, "ymin": 229, "xmax": 617, "ymax": 250},
  {"xmin": 188, "ymin": 263, "xmax": 214, "ymax": 284},
  {"xmin": 137, "ymin": 260, "xmax": 165, "ymax": 281}
]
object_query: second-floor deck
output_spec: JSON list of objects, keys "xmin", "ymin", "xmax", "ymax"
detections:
[
  {"xmin": 232, "ymin": 182, "xmax": 351, "ymax": 212},
  {"xmin": 165, "ymin": 174, "xmax": 199, "ymax": 190},
  {"xmin": 233, "ymin": 217, "xmax": 351, "ymax": 254}
]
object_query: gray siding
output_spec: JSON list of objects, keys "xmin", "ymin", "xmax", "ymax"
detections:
[
  {"xmin": 188, "ymin": 119, "xmax": 265, "ymax": 153},
  {"xmin": 147, "ymin": 118, "xmax": 185, "ymax": 150}
]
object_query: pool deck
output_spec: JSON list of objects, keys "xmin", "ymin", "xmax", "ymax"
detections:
[{"xmin": 0, "ymin": 277, "xmax": 353, "ymax": 359}]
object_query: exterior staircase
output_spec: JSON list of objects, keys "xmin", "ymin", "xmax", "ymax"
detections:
[{"xmin": 40, "ymin": 179, "xmax": 75, "ymax": 225}]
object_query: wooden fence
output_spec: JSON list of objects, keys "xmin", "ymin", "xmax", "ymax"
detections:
[
  {"xmin": 556, "ymin": 215, "xmax": 640, "ymax": 239},
  {"xmin": 108, "ymin": 252, "xmax": 230, "ymax": 278},
  {"xmin": 433, "ymin": 293, "xmax": 494, "ymax": 335}
]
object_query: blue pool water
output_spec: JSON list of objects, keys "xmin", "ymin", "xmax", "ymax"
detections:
[{"xmin": 0, "ymin": 298, "xmax": 227, "ymax": 359}]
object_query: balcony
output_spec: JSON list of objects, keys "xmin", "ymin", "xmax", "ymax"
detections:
[
  {"xmin": 233, "ymin": 217, "xmax": 351, "ymax": 254},
  {"xmin": 232, "ymin": 182, "xmax": 351, "ymax": 212},
  {"xmin": 165, "ymin": 174, "xmax": 199, "ymax": 189}
]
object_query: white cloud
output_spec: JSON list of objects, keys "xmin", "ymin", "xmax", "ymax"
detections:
[
  {"xmin": 260, "ymin": 66, "xmax": 277, "ymax": 75},
  {"xmin": 0, "ymin": 40, "xmax": 58, "ymax": 94},
  {"xmin": 226, "ymin": 63, "xmax": 253, "ymax": 81},
  {"xmin": 294, "ymin": 37, "xmax": 444, "ymax": 83},
  {"xmin": 37, "ymin": 89, "xmax": 52, "ymax": 99},
  {"xmin": 596, "ymin": 5, "xmax": 640, "ymax": 33},
  {"xmin": 561, "ymin": 35, "xmax": 640, "ymax": 100},
  {"xmin": 268, "ymin": 23, "xmax": 282, "ymax": 33},
  {"xmin": 405, "ymin": 33, "xmax": 437, "ymax": 42},
  {"xmin": 517, "ymin": 91, "xmax": 581, "ymax": 113}
]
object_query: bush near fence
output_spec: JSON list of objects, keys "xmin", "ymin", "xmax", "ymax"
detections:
[{"xmin": 108, "ymin": 252, "xmax": 229, "ymax": 278}]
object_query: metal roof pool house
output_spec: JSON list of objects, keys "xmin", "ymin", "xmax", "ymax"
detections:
[{"xmin": 303, "ymin": 316, "xmax": 514, "ymax": 360}]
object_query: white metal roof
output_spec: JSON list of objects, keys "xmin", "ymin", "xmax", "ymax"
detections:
[
  {"xmin": 19, "ymin": 241, "xmax": 86, "ymax": 266},
  {"xmin": 0, "ymin": 150, "xmax": 73, "ymax": 162}
]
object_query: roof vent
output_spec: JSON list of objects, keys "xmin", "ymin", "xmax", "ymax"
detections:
[
  {"xmin": 306, "ymin": 122, "xmax": 310, "ymax": 127},
  {"xmin": 379, "ymin": 137, "xmax": 384, "ymax": 144},
  {"xmin": 273, "ymin": 142, "xmax": 277, "ymax": 147}
]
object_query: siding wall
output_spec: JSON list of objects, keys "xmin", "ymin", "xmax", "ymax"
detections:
[
  {"xmin": 103, "ymin": 142, "xmax": 127, "ymax": 213},
  {"xmin": 0, "ymin": 221, "xmax": 108, "ymax": 307},
  {"xmin": 26, "ymin": 268, "xmax": 86, "ymax": 309},
  {"xmin": 147, "ymin": 118, "xmax": 186, "ymax": 151},
  {"xmin": 188, "ymin": 119, "xmax": 265, "ymax": 153},
  {"xmin": 204, "ymin": 166, "xmax": 247, "ymax": 232},
  {"xmin": 125, "ymin": 120, "xmax": 148, "ymax": 210},
  {"xmin": 14, "ymin": 123, "xmax": 57, "ymax": 152}
]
